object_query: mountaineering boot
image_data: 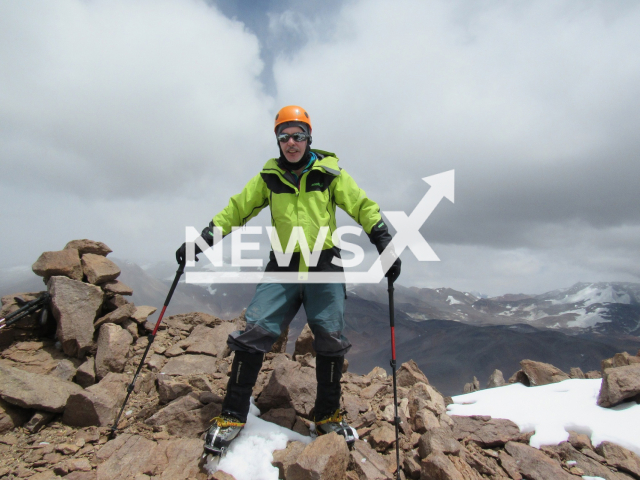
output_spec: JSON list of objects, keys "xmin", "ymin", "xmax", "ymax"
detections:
[
  {"xmin": 204, "ymin": 350, "xmax": 264, "ymax": 457},
  {"xmin": 313, "ymin": 354, "xmax": 356, "ymax": 447}
]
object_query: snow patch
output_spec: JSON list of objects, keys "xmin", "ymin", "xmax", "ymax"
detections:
[{"xmin": 446, "ymin": 295, "xmax": 462, "ymax": 305}]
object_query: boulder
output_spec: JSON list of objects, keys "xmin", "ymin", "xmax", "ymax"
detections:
[
  {"xmin": 293, "ymin": 323, "xmax": 316, "ymax": 359},
  {"xmin": 549, "ymin": 441, "xmax": 631, "ymax": 480},
  {"xmin": 368, "ymin": 423, "xmax": 397, "ymax": 452},
  {"xmin": 63, "ymin": 373, "xmax": 128, "ymax": 427},
  {"xmin": 157, "ymin": 376, "xmax": 193, "ymax": 405},
  {"xmin": 396, "ymin": 359, "xmax": 429, "ymax": 388},
  {"xmin": 103, "ymin": 294, "xmax": 129, "ymax": 313},
  {"xmin": 95, "ymin": 323, "xmax": 133, "ymax": 380},
  {"xmin": 272, "ymin": 441, "xmax": 306, "ymax": 479},
  {"xmin": 95, "ymin": 434, "xmax": 204, "ymax": 480},
  {"xmin": 94, "ymin": 303, "xmax": 136, "ymax": 329},
  {"xmin": 520, "ymin": 359, "xmax": 570, "ymax": 386},
  {"xmin": 184, "ymin": 323, "xmax": 237, "ymax": 357},
  {"xmin": 0, "ymin": 364, "xmax": 83, "ymax": 412},
  {"xmin": 100, "ymin": 280, "xmax": 133, "ymax": 296},
  {"xmin": 598, "ymin": 364, "xmax": 640, "ymax": 407},
  {"xmin": 82, "ymin": 254, "xmax": 121, "ymax": 285},
  {"xmin": 504, "ymin": 441, "xmax": 575, "ymax": 480},
  {"xmin": 131, "ymin": 306, "xmax": 157, "ymax": 324},
  {"xmin": 260, "ymin": 407, "xmax": 297, "ymax": 429},
  {"xmin": 596, "ymin": 441, "xmax": 640, "ymax": 478},
  {"xmin": 286, "ymin": 432, "xmax": 350, "ymax": 480},
  {"xmin": 417, "ymin": 427, "xmax": 461, "ymax": 459},
  {"xmin": 1, "ymin": 340, "xmax": 66, "ymax": 375},
  {"xmin": 420, "ymin": 452, "xmax": 464, "ymax": 480},
  {"xmin": 24, "ymin": 411, "xmax": 56, "ymax": 433},
  {"xmin": 52, "ymin": 359, "xmax": 78, "ymax": 382},
  {"xmin": 407, "ymin": 382, "xmax": 446, "ymax": 433},
  {"xmin": 585, "ymin": 370, "xmax": 602, "ymax": 379},
  {"xmin": 0, "ymin": 398, "xmax": 30, "ymax": 433},
  {"xmin": 32, "ymin": 249, "xmax": 83, "ymax": 282},
  {"xmin": 256, "ymin": 356, "xmax": 317, "ymax": 416},
  {"xmin": 48, "ymin": 276, "xmax": 104, "ymax": 357},
  {"xmin": 64, "ymin": 239, "xmax": 112, "ymax": 256},
  {"xmin": 451, "ymin": 415, "xmax": 525, "ymax": 448},
  {"xmin": 486, "ymin": 369, "xmax": 505, "ymax": 388},
  {"xmin": 160, "ymin": 355, "xmax": 218, "ymax": 376},
  {"xmin": 75, "ymin": 357, "xmax": 96, "ymax": 388},
  {"xmin": 349, "ymin": 439, "xmax": 395, "ymax": 479},
  {"xmin": 144, "ymin": 393, "xmax": 221, "ymax": 437},
  {"xmin": 343, "ymin": 393, "xmax": 370, "ymax": 423},
  {"xmin": 569, "ymin": 367, "xmax": 585, "ymax": 379}
]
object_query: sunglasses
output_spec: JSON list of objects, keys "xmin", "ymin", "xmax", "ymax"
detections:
[{"xmin": 277, "ymin": 132, "xmax": 309, "ymax": 143}]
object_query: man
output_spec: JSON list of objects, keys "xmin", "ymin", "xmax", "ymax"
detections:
[{"xmin": 176, "ymin": 105, "xmax": 401, "ymax": 454}]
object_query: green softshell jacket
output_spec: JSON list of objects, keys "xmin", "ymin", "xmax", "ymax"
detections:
[{"xmin": 211, "ymin": 150, "xmax": 384, "ymax": 272}]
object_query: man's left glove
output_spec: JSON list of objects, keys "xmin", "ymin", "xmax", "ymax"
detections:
[{"xmin": 386, "ymin": 257, "xmax": 401, "ymax": 284}]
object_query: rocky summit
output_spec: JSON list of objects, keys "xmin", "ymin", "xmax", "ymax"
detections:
[{"xmin": 0, "ymin": 240, "xmax": 639, "ymax": 479}]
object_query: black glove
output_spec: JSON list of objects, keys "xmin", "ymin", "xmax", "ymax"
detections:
[
  {"xmin": 386, "ymin": 257, "xmax": 401, "ymax": 284},
  {"xmin": 175, "ymin": 221, "xmax": 217, "ymax": 265},
  {"xmin": 175, "ymin": 242, "xmax": 202, "ymax": 265}
]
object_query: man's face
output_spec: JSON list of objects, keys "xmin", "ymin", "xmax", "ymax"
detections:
[{"xmin": 279, "ymin": 126, "xmax": 307, "ymax": 164}]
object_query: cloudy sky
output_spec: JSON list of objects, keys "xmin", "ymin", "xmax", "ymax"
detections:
[{"xmin": 2, "ymin": 0, "xmax": 639, "ymax": 296}]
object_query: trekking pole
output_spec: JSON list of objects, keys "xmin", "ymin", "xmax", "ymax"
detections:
[
  {"xmin": 0, "ymin": 293, "xmax": 50, "ymax": 330},
  {"xmin": 387, "ymin": 276, "xmax": 401, "ymax": 480},
  {"xmin": 109, "ymin": 262, "xmax": 185, "ymax": 438}
]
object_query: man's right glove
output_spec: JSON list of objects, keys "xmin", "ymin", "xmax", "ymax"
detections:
[{"xmin": 367, "ymin": 219, "xmax": 401, "ymax": 283}]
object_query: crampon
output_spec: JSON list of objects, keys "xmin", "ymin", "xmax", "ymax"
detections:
[
  {"xmin": 311, "ymin": 409, "xmax": 356, "ymax": 448},
  {"xmin": 202, "ymin": 414, "xmax": 245, "ymax": 466}
]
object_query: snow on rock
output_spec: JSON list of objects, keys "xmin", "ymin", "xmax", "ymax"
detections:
[{"xmin": 449, "ymin": 378, "xmax": 640, "ymax": 456}]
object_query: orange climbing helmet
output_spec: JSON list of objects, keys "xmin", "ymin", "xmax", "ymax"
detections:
[{"xmin": 274, "ymin": 105, "xmax": 312, "ymax": 133}]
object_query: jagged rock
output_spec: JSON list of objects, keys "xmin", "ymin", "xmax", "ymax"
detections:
[
  {"xmin": 103, "ymin": 294, "xmax": 129, "ymax": 313},
  {"xmin": 0, "ymin": 398, "xmax": 30, "ymax": 433},
  {"xmin": 144, "ymin": 392, "xmax": 221, "ymax": 437},
  {"xmin": 48, "ymin": 276, "xmax": 104, "ymax": 357},
  {"xmin": 298, "ymin": 352, "xmax": 316, "ymax": 368},
  {"xmin": 366, "ymin": 366, "xmax": 387, "ymax": 381},
  {"xmin": 596, "ymin": 441, "xmax": 640, "ymax": 477},
  {"xmin": 486, "ymin": 369, "xmax": 505, "ymax": 389},
  {"xmin": 94, "ymin": 303, "xmax": 136, "ymax": 329},
  {"xmin": 597, "ymin": 363, "xmax": 640, "ymax": 407},
  {"xmin": 32, "ymin": 249, "xmax": 83, "ymax": 282},
  {"xmin": 397, "ymin": 360, "xmax": 429, "ymax": 388},
  {"xmin": 25, "ymin": 411, "xmax": 56, "ymax": 433},
  {"xmin": 162, "ymin": 312, "xmax": 219, "ymax": 333},
  {"xmin": 497, "ymin": 450, "xmax": 522, "ymax": 480},
  {"xmin": 421, "ymin": 451, "xmax": 464, "ymax": 480},
  {"xmin": 64, "ymin": 239, "xmax": 112, "ymax": 256},
  {"xmin": 0, "ymin": 364, "xmax": 83, "ymax": 412},
  {"xmin": 507, "ymin": 369, "xmax": 530, "ymax": 386},
  {"xmin": 95, "ymin": 434, "xmax": 204, "ymax": 479},
  {"xmin": 95, "ymin": 323, "xmax": 133, "ymax": 380},
  {"xmin": 293, "ymin": 323, "xmax": 316, "ymax": 359},
  {"xmin": 52, "ymin": 359, "xmax": 78, "ymax": 382},
  {"xmin": 352, "ymin": 410, "xmax": 377, "ymax": 430},
  {"xmin": 585, "ymin": 370, "xmax": 602, "ymax": 379},
  {"xmin": 451, "ymin": 416, "xmax": 525, "ymax": 448},
  {"xmin": 368, "ymin": 423, "xmax": 397, "ymax": 451},
  {"xmin": 131, "ymin": 306, "xmax": 157, "ymax": 324},
  {"xmin": 157, "ymin": 375, "xmax": 193, "ymax": 405},
  {"xmin": 100, "ymin": 280, "xmax": 133, "ymax": 296},
  {"xmin": 548, "ymin": 441, "xmax": 632, "ymax": 480},
  {"xmin": 608, "ymin": 352, "xmax": 640, "ymax": 368},
  {"xmin": 257, "ymin": 356, "xmax": 316, "ymax": 416},
  {"xmin": 122, "ymin": 319, "xmax": 140, "ymax": 340},
  {"xmin": 75, "ymin": 357, "xmax": 96, "ymax": 388},
  {"xmin": 463, "ymin": 376, "xmax": 480, "ymax": 393},
  {"xmin": 504, "ymin": 441, "xmax": 575, "ymax": 479},
  {"xmin": 519, "ymin": 359, "xmax": 570, "ymax": 386},
  {"xmin": 161, "ymin": 354, "xmax": 218, "ymax": 376},
  {"xmin": 567, "ymin": 431, "xmax": 593, "ymax": 450},
  {"xmin": 361, "ymin": 383, "xmax": 385, "ymax": 399},
  {"xmin": 417, "ymin": 427, "xmax": 461, "ymax": 459},
  {"xmin": 349, "ymin": 439, "xmax": 395, "ymax": 479},
  {"xmin": 260, "ymin": 407, "xmax": 297, "ymax": 429},
  {"xmin": 0, "ymin": 340, "xmax": 66, "ymax": 375},
  {"xmin": 569, "ymin": 367, "xmax": 585, "ymax": 379},
  {"xmin": 343, "ymin": 393, "xmax": 370, "ymax": 422},
  {"xmin": 63, "ymin": 373, "xmax": 128, "ymax": 427},
  {"xmin": 407, "ymin": 382, "xmax": 445, "ymax": 434},
  {"xmin": 270, "ymin": 327, "xmax": 289, "ymax": 354},
  {"xmin": 272, "ymin": 441, "xmax": 306, "ymax": 479},
  {"xmin": 146, "ymin": 354, "xmax": 167, "ymax": 372},
  {"xmin": 82, "ymin": 254, "xmax": 121, "ymax": 285},
  {"xmin": 286, "ymin": 432, "xmax": 350, "ymax": 480},
  {"xmin": 403, "ymin": 450, "xmax": 422, "ymax": 480}
]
